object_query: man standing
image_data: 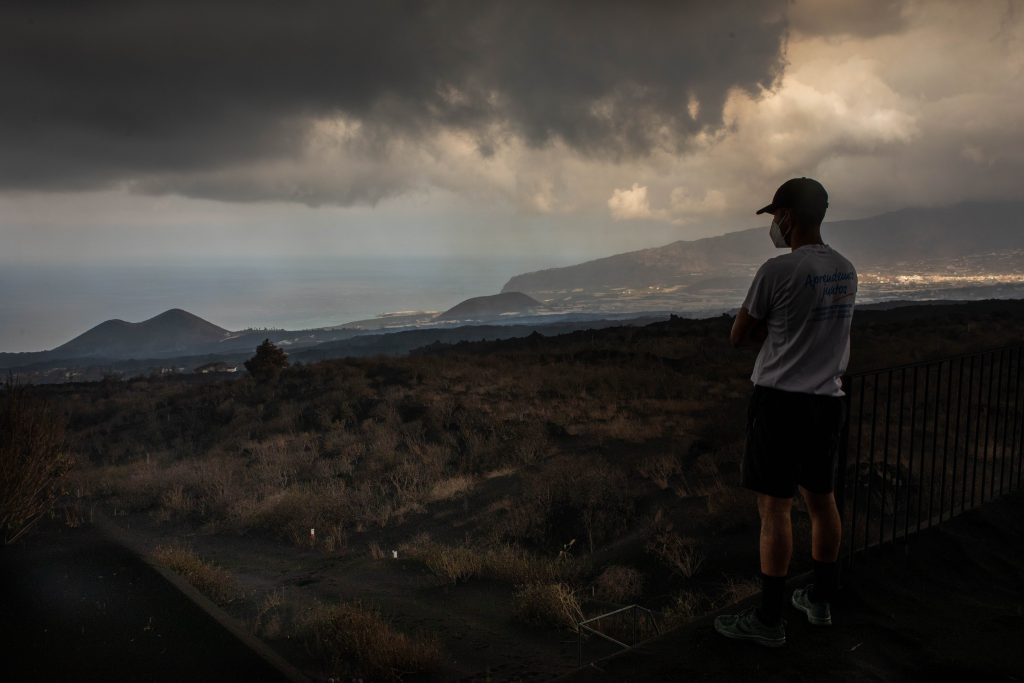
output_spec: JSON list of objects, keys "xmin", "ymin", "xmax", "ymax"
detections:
[{"xmin": 714, "ymin": 177, "xmax": 857, "ymax": 647}]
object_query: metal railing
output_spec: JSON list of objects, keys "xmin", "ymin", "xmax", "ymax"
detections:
[
  {"xmin": 577, "ymin": 604, "xmax": 662, "ymax": 668},
  {"xmin": 837, "ymin": 344, "xmax": 1024, "ymax": 565}
]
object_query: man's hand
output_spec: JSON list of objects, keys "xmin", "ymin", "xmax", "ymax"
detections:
[{"xmin": 730, "ymin": 307, "xmax": 767, "ymax": 348}]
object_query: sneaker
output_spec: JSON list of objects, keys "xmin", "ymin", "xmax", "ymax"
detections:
[
  {"xmin": 791, "ymin": 584, "xmax": 832, "ymax": 625},
  {"xmin": 713, "ymin": 606, "xmax": 786, "ymax": 647}
]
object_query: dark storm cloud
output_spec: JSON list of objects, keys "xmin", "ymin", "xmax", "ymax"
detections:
[{"xmin": 0, "ymin": 1, "xmax": 788, "ymax": 198}]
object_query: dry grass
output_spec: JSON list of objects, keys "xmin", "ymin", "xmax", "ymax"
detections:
[
  {"xmin": 512, "ymin": 582, "xmax": 584, "ymax": 631},
  {"xmin": 316, "ymin": 522, "xmax": 347, "ymax": 554},
  {"xmin": 150, "ymin": 544, "xmax": 240, "ymax": 605},
  {"xmin": 674, "ymin": 454, "xmax": 726, "ymax": 497},
  {"xmin": 664, "ymin": 590, "xmax": 706, "ymax": 627},
  {"xmin": 252, "ymin": 589, "xmax": 285, "ymax": 639},
  {"xmin": 592, "ymin": 565, "xmax": 645, "ymax": 603},
  {"xmin": 715, "ymin": 576, "xmax": 760, "ymax": 608},
  {"xmin": 424, "ymin": 545, "xmax": 483, "ymax": 584},
  {"xmin": 585, "ymin": 412, "xmax": 652, "ymax": 442},
  {"xmin": 483, "ymin": 466, "xmax": 517, "ymax": 479},
  {"xmin": 154, "ymin": 483, "xmax": 199, "ymax": 521},
  {"xmin": 399, "ymin": 537, "xmax": 582, "ymax": 585},
  {"xmin": 301, "ymin": 601, "xmax": 441, "ymax": 682},
  {"xmin": 58, "ymin": 499, "xmax": 93, "ymax": 528},
  {"xmin": 426, "ymin": 474, "xmax": 476, "ymax": 502},
  {"xmin": 646, "ymin": 531, "xmax": 705, "ymax": 579},
  {"xmin": 635, "ymin": 453, "xmax": 682, "ymax": 490},
  {"xmin": 483, "ymin": 544, "xmax": 584, "ymax": 584},
  {"xmin": 69, "ymin": 456, "xmax": 166, "ymax": 514}
]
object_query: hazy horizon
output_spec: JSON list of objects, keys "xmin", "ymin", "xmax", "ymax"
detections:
[{"xmin": 0, "ymin": 255, "xmax": 564, "ymax": 352}]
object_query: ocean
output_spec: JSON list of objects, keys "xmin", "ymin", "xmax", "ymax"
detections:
[{"xmin": 0, "ymin": 256, "xmax": 564, "ymax": 352}]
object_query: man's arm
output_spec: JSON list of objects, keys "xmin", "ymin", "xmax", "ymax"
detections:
[{"xmin": 730, "ymin": 306, "xmax": 767, "ymax": 348}]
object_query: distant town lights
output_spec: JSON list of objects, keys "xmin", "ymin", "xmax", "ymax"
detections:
[{"xmin": 860, "ymin": 272, "xmax": 1024, "ymax": 286}]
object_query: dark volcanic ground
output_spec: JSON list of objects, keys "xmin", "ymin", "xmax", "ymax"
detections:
[
  {"xmin": 2, "ymin": 491, "xmax": 1022, "ymax": 682},
  {"xmin": 0, "ymin": 517, "xmax": 292, "ymax": 683},
  {"xmin": 566, "ymin": 490, "xmax": 1024, "ymax": 682}
]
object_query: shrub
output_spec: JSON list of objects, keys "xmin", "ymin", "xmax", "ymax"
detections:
[
  {"xmin": 512, "ymin": 582, "xmax": 584, "ymax": 631},
  {"xmin": 0, "ymin": 383, "xmax": 70, "ymax": 544},
  {"xmin": 252, "ymin": 589, "xmax": 285, "ymax": 639},
  {"xmin": 151, "ymin": 544, "xmax": 240, "ymax": 605},
  {"xmin": 592, "ymin": 565, "xmax": 644, "ymax": 603},
  {"xmin": 501, "ymin": 458, "xmax": 632, "ymax": 552},
  {"xmin": 481, "ymin": 544, "xmax": 583, "ymax": 584},
  {"xmin": 646, "ymin": 530, "xmax": 705, "ymax": 579},
  {"xmin": 424, "ymin": 545, "xmax": 483, "ymax": 584},
  {"xmin": 154, "ymin": 482, "xmax": 200, "ymax": 522},
  {"xmin": 635, "ymin": 453, "xmax": 682, "ymax": 490},
  {"xmin": 301, "ymin": 601, "xmax": 441, "ymax": 682}
]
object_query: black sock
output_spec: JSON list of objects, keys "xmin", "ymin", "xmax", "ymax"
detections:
[
  {"xmin": 810, "ymin": 559, "xmax": 837, "ymax": 603},
  {"xmin": 756, "ymin": 572, "xmax": 786, "ymax": 626}
]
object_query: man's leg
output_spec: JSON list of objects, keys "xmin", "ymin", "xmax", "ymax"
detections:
[
  {"xmin": 713, "ymin": 490, "xmax": 790, "ymax": 645},
  {"xmin": 758, "ymin": 493, "xmax": 794, "ymax": 573},
  {"xmin": 799, "ymin": 486, "xmax": 841, "ymax": 561},
  {"xmin": 799, "ymin": 486, "xmax": 841, "ymax": 603},
  {"xmin": 756, "ymin": 493, "xmax": 792, "ymax": 625}
]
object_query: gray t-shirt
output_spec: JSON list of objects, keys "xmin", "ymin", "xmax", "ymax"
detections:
[{"xmin": 742, "ymin": 244, "xmax": 857, "ymax": 396}]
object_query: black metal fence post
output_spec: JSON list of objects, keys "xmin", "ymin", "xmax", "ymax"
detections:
[
  {"xmin": 904, "ymin": 365, "xmax": 918, "ymax": 542},
  {"xmin": 836, "ymin": 374, "xmax": 852, "ymax": 570},
  {"xmin": 960, "ymin": 355, "xmax": 975, "ymax": 512},
  {"xmin": 971, "ymin": 354, "xmax": 986, "ymax": 508},
  {"xmin": 917, "ymin": 365, "xmax": 931, "ymax": 534},
  {"xmin": 892, "ymin": 367, "xmax": 906, "ymax": 545},
  {"xmin": 879, "ymin": 369, "xmax": 893, "ymax": 546},
  {"xmin": 1011, "ymin": 348, "xmax": 1019, "ymax": 491}
]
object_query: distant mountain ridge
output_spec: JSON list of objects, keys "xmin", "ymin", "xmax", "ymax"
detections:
[
  {"xmin": 53, "ymin": 308, "xmax": 231, "ymax": 358},
  {"xmin": 0, "ymin": 292, "xmax": 550, "ymax": 369},
  {"xmin": 502, "ymin": 201, "xmax": 1024, "ymax": 295}
]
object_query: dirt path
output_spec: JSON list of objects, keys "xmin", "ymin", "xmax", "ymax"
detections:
[{"xmin": 131, "ymin": 523, "xmax": 583, "ymax": 681}]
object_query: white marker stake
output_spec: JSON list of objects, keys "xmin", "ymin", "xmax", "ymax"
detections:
[{"xmin": 310, "ymin": 528, "xmax": 315, "ymax": 544}]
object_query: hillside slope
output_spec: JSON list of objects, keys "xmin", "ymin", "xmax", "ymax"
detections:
[
  {"xmin": 52, "ymin": 308, "xmax": 230, "ymax": 358},
  {"xmin": 434, "ymin": 292, "xmax": 543, "ymax": 321},
  {"xmin": 502, "ymin": 201, "xmax": 1024, "ymax": 296}
]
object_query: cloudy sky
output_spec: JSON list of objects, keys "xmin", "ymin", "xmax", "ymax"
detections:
[{"xmin": 2, "ymin": 0, "xmax": 1023, "ymax": 265}]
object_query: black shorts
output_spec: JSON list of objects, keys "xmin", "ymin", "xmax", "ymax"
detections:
[{"xmin": 741, "ymin": 385, "xmax": 845, "ymax": 499}]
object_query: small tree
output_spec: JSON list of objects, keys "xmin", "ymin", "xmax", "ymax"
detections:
[
  {"xmin": 244, "ymin": 338, "xmax": 289, "ymax": 380},
  {"xmin": 1, "ymin": 381, "xmax": 70, "ymax": 544}
]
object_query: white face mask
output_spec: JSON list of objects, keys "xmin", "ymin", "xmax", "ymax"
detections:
[{"xmin": 769, "ymin": 214, "xmax": 792, "ymax": 248}]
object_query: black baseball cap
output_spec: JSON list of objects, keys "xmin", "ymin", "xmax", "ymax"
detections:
[{"xmin": 755, "ymin": 177, "xmax": 829, "ymax": 215}]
